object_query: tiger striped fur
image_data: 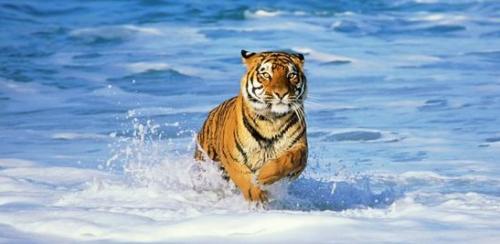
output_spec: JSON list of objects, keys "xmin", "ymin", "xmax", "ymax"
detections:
[{"xmin": 194, "ymin": 50, "xmax": 307, "ymax": 202}]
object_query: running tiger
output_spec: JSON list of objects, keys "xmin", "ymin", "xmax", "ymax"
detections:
[{"xmin": 194, "ymin": 50, "xmax": 307, "ymax": 202}]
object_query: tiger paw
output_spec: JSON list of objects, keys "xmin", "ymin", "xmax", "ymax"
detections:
[
  {"xmin": 243, "ymin": 185, "xmax": 268, "ymax": 202},
  {"xmin": 257, "ymin": 159, "xmax": 284, "ymax": 185}
]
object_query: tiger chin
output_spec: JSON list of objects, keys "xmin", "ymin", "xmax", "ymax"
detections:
[{"xmin": 194, "ymin": 50, "xmax": 308, "ymax": 202}]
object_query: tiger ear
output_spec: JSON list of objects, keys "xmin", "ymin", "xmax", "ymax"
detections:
[
  {"xmin": 293, "ymin": 53, "xmax": 305, "ymax": 65},
  {"xmin": 241, "ymin": 49, "xmax": 257, "ymax": 67},
  {"xmin": 241, "ymin": 49, "xmax": 256, "ymax": 59}
]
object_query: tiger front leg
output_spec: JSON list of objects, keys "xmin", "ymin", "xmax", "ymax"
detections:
[
  {"xmin": 257, "ymin": 143, "xmax": 307, "ymax": 185},
  {"xmin": 221, "ymin": 158, "xmax": 268, "ymax": 202}
]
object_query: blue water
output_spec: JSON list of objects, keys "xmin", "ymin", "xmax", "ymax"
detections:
[{"xmin": 1, "ymin": 0, "xmax": 500, "ymax": 202}]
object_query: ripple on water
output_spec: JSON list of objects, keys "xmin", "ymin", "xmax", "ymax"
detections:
[
  {"xmin": 324, "ymin": 131, "xmax": 383, "ymax": 142},
  {"xmin": 106, "ymin": 69, "xmax": 204, "ymax": 96}
]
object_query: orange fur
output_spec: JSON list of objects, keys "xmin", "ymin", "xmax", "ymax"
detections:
[{"xmin": 195, "ymin": 50, "xmax": 308, "ymax": 202}]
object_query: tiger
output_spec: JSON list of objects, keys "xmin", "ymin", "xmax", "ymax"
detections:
[{"xmin": 194, "ymin": 50, "xmax": 308, "ymax": 202}]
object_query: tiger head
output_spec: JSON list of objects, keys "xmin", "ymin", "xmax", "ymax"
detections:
[{"xmin": 240, "ymin": 50, "xmax": 307, "ymax": 116}]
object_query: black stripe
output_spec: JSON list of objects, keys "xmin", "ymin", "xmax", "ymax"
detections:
[
  {"xmin": 198, "ymin": 125, "xmax": 205, "ymax": 143},
  {"xmin": 289, "ymin": 128, "xmax": 305, "ymax": 148},
  {"xmin": 242, "ymin": 102, "xmax": 263, "ymax": 129},
  {"xmin": 247, "ymin": 69, "xmax": 256, "ymax": 88},
  {"xmin": 272, "ymin": 110, "xmax": 291, "ymax": 119},
  {"xmin": 245, "ymin": 78, "xmax": 261, "ymax": 103},
  {"xmin": 242, "ymin": 110, "xmax": 299, "ymax": 147},
  {"xmin": 245, "ymin": 69, "xmax": 266, "ymax": 104},
  {"xmin": 214, "ymin": 97, "xmax": 237, "ymax": 156},
  {"xmin": 298, "ymin": 74, "xmax": 307, "ymax": 98},
  {"xmin": 216, "ymin": 98, "xmax": 235, "ymax": 134},
  {"xmin": 256, "ymin": 114, "xmax": 271, "ymax": 121},
  {"xmin": 276, "ymin": 113, "xmax": 299, "ymax": 138},
  {"xmin": 207, "ymin": 147, "xmax": 213, "ymax": 159},
  {"xmin": 242, "ymin": 111, "xmax": 268, "ymax": 145},
  {"xmin": 246, "ymin": 105, "xmax": 259, "ymax": 128},
  {"xmin": 234, "ymin": 131, "xmax": 248, "ymax": 164},
  {"xmin": 215, "ymin": 111, "xmax": 225, "ymax": 136},
  {"xmin": 221, "ymin": 145, "xmax": 239, "ymax": 163},
  {"xmin": 252, "ymin": 83, "xmax": 263, "ymax": 95},
  {"xmin": 247, "ymin": 79, "xmax": 260, "ymax": 100}
]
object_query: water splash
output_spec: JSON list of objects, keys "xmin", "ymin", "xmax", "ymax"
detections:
[{"xmin": 102, "ymin": 118, "xmax": 401, "ymax": 211}]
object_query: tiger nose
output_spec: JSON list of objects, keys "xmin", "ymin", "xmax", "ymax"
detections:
[{"xmin": 273, "ymin": 90, "xmax": 289, "ymax": 99}]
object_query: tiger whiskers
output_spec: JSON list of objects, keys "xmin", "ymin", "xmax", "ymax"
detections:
[
  {"xmin": 292, "ymin": 104, "xmax": 306, "ymax": 126},
  {"xmin": 306, "ymin": 94, "xmax": 321, "ymax": 100},
  {"xmin": 261, "ymin": 95, "xmax": 274, "ymax": 101},
  {"xmin": 304, "ymin": 100, "xmax": 326, "ymax": 109}
]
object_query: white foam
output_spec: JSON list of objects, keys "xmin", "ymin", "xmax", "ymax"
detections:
[
  {"xmin": 122, "ymin": 62, "xmax": 218, "ymax": 78},
  {"xmin": 212, "ymin": 21, "xmax": 324, "ymax": 33},
  {"xmin": 127, "ymin": 106, "xmax": 214, "ymax": 117},
  {"xmin": 1, "ymin": 176, "xmax": 499, "ymax": 243},
  {"xmin": 125, "ymin": 62, "xmax": 171, "ymax": 73},
  {"xmin": 70, "ymin": 25, "xmax": 163, "ymax": 37},
  {"xmin": 486, "ymin": 141, "xmax": 500, "ymax": 150},
  {"xmin": 1, "ymin": 121, "xmax": 500, "ymax": 242},
  {"xmin": 413, "ymin": 0, "xmax": 438, "ymax": 3},
  {"xmin": 1, "ymin": 152, "xmax": 500, "ymax": 243},
  {"xmin": 0, "ymin": 158, "xmax": 38, "ymax": 168},
  {"xmin": 410, "ymin": 13, "xmax": 468, "ymax": 24},
  {"xmin": 0, "ymin": 79, "xmax": 38, "ymax": 94},
  {"xmin": 474, "ymin": 84, "xmax": 500, "ymax": 93},
  {"xmin": 382, "ymin": 99, "xmax": 426, "ymax": 108},
  {"xmin": 311, "ymin": 128, "xmax": 403, "ymax": 143},
  {"xmin": 292, "ymin": 47, "xmax": 355, "ymax": 63},
  {"xmin": 401, "ymin": 54, "xmax": 441, "ymax": 62},
  {"xmin": 52, "ymin": 132, "xmax": 110, "ymax": 140},
  {"xmin": 244, "ymin": 10, "xmax": 283, "ymax": 18},
  {"xmin": 70, "ymin": 24, "xmax": 208, "ymax": 43},
  {"xmin": 0, "ymin": 166, "xmax": 112, "ymax": 186},
  {"xmin": 244, "ymin": 9, "xmax": 311, "ymax": 18}
]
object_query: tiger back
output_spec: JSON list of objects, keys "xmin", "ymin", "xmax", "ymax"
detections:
[{"xmin": 195, "ymin": 50, "xmax": 308, "ymax": 202}]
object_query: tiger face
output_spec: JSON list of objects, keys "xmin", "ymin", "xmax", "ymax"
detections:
[{"xmin": 240, "ymin": 50, "xmax": 306, "ymax": 115}]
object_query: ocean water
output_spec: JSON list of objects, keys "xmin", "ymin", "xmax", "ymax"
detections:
[{"xmin": 1, "ymin": 0, "xmax": 500, "ymax": 242}]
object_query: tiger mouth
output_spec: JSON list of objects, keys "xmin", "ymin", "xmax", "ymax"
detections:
[
  {"xmin": 267, "ymin": 99, "xmax": 305, "ymax": 115},
  {"xmin": 270, "ymin": 103, "xmax": 291, "ymax": 114},
  {"xmin": 244, "ymin": 92, "xmax": 304, "ymax": 116}
]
